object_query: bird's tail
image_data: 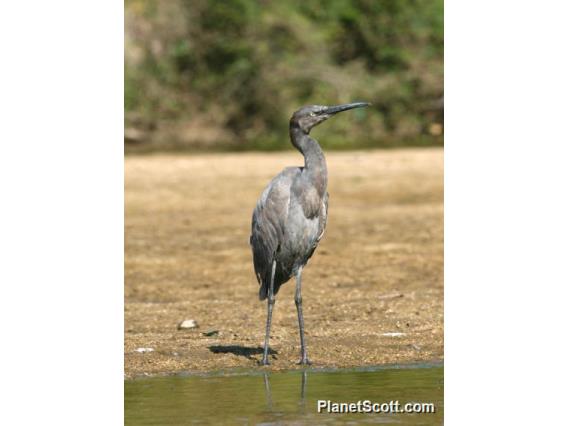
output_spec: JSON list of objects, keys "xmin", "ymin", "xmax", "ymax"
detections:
[
  {"xmin": 259, "ymin": 259, "xmax": 278, "ymax": 301},
  {"xmin": 259, "ymin": 283, "xmax": 268, "ymax": 301}
]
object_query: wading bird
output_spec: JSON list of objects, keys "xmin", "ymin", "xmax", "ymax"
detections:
[{"xmin": 250, "ymin": 102, "xmax": 370, "ymax": 365}]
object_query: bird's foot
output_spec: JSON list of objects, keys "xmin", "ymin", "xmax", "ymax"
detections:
[{"xmin": 297, "ymin": 357, "xmax": 312, "ymax": 366}]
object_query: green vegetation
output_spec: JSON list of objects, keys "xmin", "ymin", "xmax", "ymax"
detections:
[{"xmin": 125, "ymin": 0, "xmax": 443, "ymax": 151}]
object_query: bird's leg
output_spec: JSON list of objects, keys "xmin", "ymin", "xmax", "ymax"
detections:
[
  {"xmin": 261, "ymin": 260, "xmax": 277, "ymax": 365},
  {"xmin": 295, "ymin": 266, "xmax": 311, "ymax": 365}
]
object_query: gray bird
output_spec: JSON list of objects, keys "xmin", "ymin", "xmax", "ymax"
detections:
[{"xmin": 250, "ymin": 102, "xmax": 370, "ymax": 365}]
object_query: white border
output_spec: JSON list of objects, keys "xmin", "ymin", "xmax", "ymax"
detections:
[
  {"xmin": 0, "ymin": 2, "xmax": 123, "ymax": 425},
  {"xmin": 446, "ymin": 1, "xmax": 568, "ymax": 424}
]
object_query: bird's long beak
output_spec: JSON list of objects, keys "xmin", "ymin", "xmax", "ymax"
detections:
[{"xmin": 324, "ymin": 102, "xmax": 371, "ymax": 115}]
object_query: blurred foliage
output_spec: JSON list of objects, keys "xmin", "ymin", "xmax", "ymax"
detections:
[{"xmin": 125, "ymin": 0, "xmax": 443, "ymax": 151}]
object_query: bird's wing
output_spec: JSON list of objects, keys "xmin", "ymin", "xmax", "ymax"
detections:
[
  {"xmin": 250, "ymin": 167, "xmax": 300, "ymax": 286},
  {"xmin": 289, "ymin": 169, "xmax": 327, "ymax": 221}
]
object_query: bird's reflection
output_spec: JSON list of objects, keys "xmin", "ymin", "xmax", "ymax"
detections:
[
  {"xmin": 300, "ymin": 370, "xmax": 307, "ymax": 411},
  {"xmin": 263, "ymin": 370, "xmax": 308, "ymax": 413},
  {"xmin": 263, "ymin": 372, "xmax": 273, "ymax": 410}
]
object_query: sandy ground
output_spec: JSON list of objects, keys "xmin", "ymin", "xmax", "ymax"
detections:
[{"xmin": 125, "ymin": 148, "xmax": 443, "ymax": 378}]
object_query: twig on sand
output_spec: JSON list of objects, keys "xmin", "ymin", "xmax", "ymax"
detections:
[{"xmin": 378, "ymin": 292, "xmax": 404, "ymax": 300}]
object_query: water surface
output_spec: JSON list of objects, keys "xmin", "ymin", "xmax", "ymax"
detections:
[{"xmin": 125, "ymin": 363, "xmax": 443, "ymax": 425}]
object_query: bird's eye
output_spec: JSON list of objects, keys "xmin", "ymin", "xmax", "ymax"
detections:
[{"xmin": 310, "ymin": 112, "xmax": 316, "ymax": 117}]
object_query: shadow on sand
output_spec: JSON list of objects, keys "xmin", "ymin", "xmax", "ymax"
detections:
[{"xmin": 208, "ymin": 345, "xmax": 278, "ymax": 361}]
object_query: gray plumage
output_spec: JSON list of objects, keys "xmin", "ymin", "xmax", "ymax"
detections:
[
  {"xmin": 250, "ymin": 102, "xmax": 370, "ymax": 365},
  {"xmin": 252, "ymin": 165, "xmax": 329, "ymax": 301}
]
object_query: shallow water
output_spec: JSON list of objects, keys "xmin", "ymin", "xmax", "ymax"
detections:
[{"xmin": 125, "ymin": 363, "xmax": 443, "ymax": 425}]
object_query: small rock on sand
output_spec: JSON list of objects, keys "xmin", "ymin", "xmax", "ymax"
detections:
[
  {"xmin": 135, "ymin": 347, "xmax": 154, "ymax": 353},
  {"xmin": 178, "ymin": 319, "xmax": 199, "ymax": 330},
  {"xmin": 382, "ymin": 332, "xmax": 406, "ymax": 337}
]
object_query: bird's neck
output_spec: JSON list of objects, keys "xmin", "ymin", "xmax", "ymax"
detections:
[{"xmin": 290, "ymin": 125, "xmax": 328, "ymax": 195}]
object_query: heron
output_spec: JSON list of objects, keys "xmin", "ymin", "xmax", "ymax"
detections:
[{"xmin": 250, "ymin": 102, "xmax": 370, "ymax": 365}]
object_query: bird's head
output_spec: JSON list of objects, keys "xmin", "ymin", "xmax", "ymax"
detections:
[{"xmin": 290, "ymin": 102, "xmax": 370, "ymax": 134}]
